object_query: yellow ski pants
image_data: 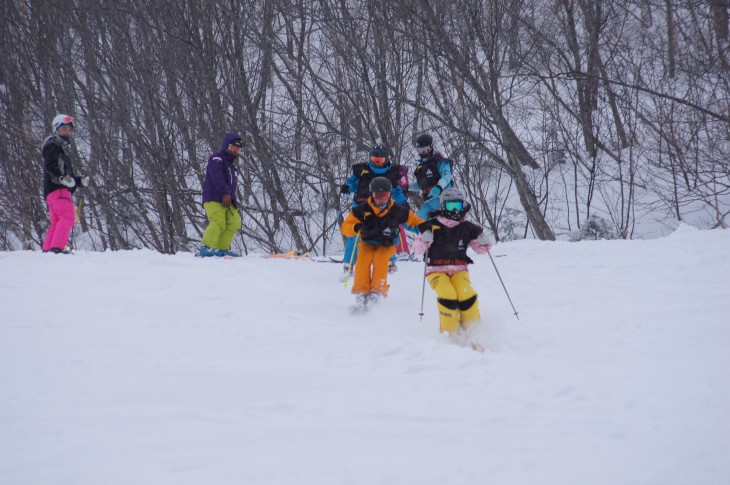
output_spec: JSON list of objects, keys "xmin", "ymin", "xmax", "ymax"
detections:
[
  {"xmin": 426, "ymin": 271, "xmax": 480, "ymax": 334},
  {"xmin": 202, "ymin": 202, "xmax": 242, "ymax": 250}
]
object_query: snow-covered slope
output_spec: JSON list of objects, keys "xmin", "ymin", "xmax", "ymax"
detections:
[{"xmin": 1, "ymin": 226, "xmax": 729, "ymax": 485}]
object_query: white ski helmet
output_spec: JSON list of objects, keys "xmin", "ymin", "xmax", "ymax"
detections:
[{"xmin": 52, "ymin": 114, "xmax": 75, "ymax": 132}]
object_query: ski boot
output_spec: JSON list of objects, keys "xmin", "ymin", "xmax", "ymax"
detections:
[
  {"xmin": 366, "ymin": 292, "xmax": 381, "ymax": 305},
  {"xmin": 348, "ymin": 293, "xmax": 369, "ymax": 314},
  {"xmin": 199, "ymin": 244, "xmax": 224, "ymax": 257},
  {"xmin": 222, "ymin": 249, "xmax": 241, "ymax": 257}
]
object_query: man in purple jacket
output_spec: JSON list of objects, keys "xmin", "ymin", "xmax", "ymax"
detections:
[{"xmin": 200, "ymin": 132, "xmax": 244, "ymax": 257}]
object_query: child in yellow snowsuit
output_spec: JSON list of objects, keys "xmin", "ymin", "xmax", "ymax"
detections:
[
  {"xmin": 341, "ymin": 177, "xmax": 424, "ymax": 305},
  {"xmin": 413, "ymin": 188, "xmax": 492, "ymax": 337}
]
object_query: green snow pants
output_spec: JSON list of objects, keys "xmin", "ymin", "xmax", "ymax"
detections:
[{"xmin": 201, "ymin": 202, "xmax": 242, "ymax": 250}]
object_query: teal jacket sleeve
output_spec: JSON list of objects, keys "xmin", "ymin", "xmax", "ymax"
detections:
[{"xmin": 436, "ymin": 159, "xmax": 453, "ymax": 190}]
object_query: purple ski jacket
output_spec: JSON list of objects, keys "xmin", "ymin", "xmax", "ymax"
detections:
[{"xmin": 202, "ymin": 132, "xmax": 241, "ymax": 207}]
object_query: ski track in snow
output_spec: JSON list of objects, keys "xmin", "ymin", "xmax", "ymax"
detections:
[{"xmin": 1, "ymin": 225, "xmax": 729, "ymax": 485}]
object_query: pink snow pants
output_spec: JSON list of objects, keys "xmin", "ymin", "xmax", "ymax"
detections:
[{"xmin": 43, "ymin": 188, "xmax": 75, "ymax": 252}]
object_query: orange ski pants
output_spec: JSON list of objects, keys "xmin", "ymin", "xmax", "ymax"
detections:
[{"xmin": 352, "ymin": 241, "xmax": 397, "ymax": 296}]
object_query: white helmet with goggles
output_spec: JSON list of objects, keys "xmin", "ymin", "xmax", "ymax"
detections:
[
  {"xmin": 52, "ymin": 114, "xmax": 75, "ymax": 132},
  {"xmin": 440, "ymin": 187, "xmax": 470, "ymax": 221}
]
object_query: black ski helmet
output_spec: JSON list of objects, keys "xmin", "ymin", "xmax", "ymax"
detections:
[
  {"xmin": 369, "ymin": 176, "xmax": 392, "ymax": 195},
  {"xmin": 415, "ymin": 133, "xmax": 434, "ymax": 158},
  {"xmin": 415, "ymin": 133, "xmax": 433, "ymax": 149},
  {"xmin": 370, "ymin": 143, "xmax": 390, "ymax": 159},
  {"xmin": 440, "ymin": 187, "xmax": 470, "ymax": 221}
]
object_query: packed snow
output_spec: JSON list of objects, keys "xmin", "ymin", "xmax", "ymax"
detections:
[{"xmin": 1, "ymin": 225, "xmax": 729, "ymax": 485}]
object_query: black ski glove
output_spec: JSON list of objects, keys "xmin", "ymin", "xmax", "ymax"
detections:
[{"xmin": 418, "ymin": 222, "xmax": 433, "ymax": 233}]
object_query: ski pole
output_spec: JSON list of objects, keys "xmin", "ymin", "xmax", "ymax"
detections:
[
  {"xmin": 75, "ymin": 194, "xmax": 84, "ymax": 221},
  {"xmin": 343, "ymin": 233, "xmax": 359, "ymax": 288},
  {"xmin": 71, "ymin": 189, "xmax": 84, "ymax": 250},
  {"xmin": 397, "ymin": 227, "xmax": 406, "ymax": 254},
  {"xmin": 418, "ymin": 249, "xmax": 428, "ymax": 321},
  {"xmin": 486, "ymin": 249, "xmax": 520, "ymax": 320}
]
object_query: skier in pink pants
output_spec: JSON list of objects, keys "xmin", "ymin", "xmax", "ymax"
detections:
[{"xmin": 42, "ymin": 115, "xmax": 90, "ymax": 254}]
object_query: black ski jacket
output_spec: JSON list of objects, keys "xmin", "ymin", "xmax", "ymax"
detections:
[
  {"xmin": 420, "ymin": 219, "xmax": 483, "ymax": 266},
  {"xmin": 42, "ymin": 135, "xmax": 80, "ymax": 198}
]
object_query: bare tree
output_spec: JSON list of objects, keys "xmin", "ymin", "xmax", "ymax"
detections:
[{"xmin": 0, "ymin": 0, "xmax": 727, "ymax": 253}]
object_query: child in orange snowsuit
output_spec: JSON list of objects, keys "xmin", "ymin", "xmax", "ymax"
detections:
[{"xmin": 341, "ymin": 177, "xmax": 424, "ymax": 304}]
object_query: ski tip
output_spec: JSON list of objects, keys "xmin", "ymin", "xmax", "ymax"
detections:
[{"xmin": 349, "ymin": 304, "xmax": 369, "ymax": 314}]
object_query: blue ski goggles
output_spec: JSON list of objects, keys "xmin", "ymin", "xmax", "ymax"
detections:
[{"xmin": 444, "ymin": 200, "xmax": 464, "ymax": 212}]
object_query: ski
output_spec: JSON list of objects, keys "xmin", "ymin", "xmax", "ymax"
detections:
[
  {"xmin": 470, "ymin": 342, "xmax": 485, "ymax": 353},
  {"xmin": 349, "ymin": 294, "xmax": 381, "ymax": 314},
  {"xmin": 349, "ymin": 302, "xmax": 370, "ymax": 314},
  {"xmin": 448, "ymin": 329, "xmax": 485, "ymax": 353},
  {"xmin": 194, "ymin": 253, "xmax": 236, "ymax": 260},
  {"xmin": 266, "ymin": 250, "xmax": 310, "ymax": 260}
]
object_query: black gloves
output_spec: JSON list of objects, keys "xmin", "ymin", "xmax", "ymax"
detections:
[
  {"xmin": 340, "ymin": 184, "xmax": 350, "ymax": 194},
  {"xmin": 418, "ymin": 222, "xmax": 432, "ymax": 233},
  {"xmin": 358, "ymin": 221, "xmax": 395, "ymax": 246}
]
